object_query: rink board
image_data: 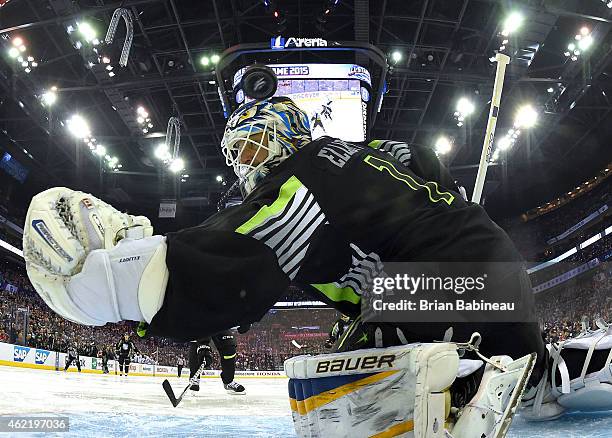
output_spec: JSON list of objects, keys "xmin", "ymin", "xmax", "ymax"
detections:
[{"xmin": 0, "ymin": 342, "xmax": 285, "ymax": 378}]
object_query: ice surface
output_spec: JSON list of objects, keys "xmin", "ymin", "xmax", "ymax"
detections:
[{"xmin": 1, "ymin": 366, "xmax": 612, "ymax": 437}]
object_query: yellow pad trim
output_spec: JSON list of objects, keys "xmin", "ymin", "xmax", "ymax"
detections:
[
  {"xmin": 369, "ymin": 419, "xmax": 414, "ymax": 438},
  {"xmin": 303, "ymin": 370, "xmax": 398, "ymax": 413},
  {"xmin": 289, "ymin": 398, "xmax": 298, "ymax": 412}
]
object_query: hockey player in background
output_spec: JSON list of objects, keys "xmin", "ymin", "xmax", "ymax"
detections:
[
  {"xmin": 64, "ymin": 343, "xmax": 81, "ymax": 372},
  {"xmin": 188, "ymin": 330, "xmax": 245, "ymax": 395},
  {"xmin": 100, "ymin": 345, "xmax": 111, "ymax": 374},
  {"xmin": 23, "ymin": 97, "xmax": 612, "ymax": 436},
  {"xmin": 320, "ymin": 101, "xmax": 333, "ymax": 120},
  {"xmin": 324, "ymin": 314, "xmax": 351, "ymax": 349},
  {"xmin": 176, "ymin": 355, "xmax": 185, "ymax": 378},
  {"xmin": 115, "ymin": 333, "xmax": 138, "ymax": 377}
]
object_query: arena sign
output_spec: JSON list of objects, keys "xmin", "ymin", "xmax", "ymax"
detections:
[{"xmin": 270, "ymin": 36, "xmax": 327, "ymax": 50}]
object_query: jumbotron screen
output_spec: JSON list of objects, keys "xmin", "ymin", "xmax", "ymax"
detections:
[{"xmin": 233, "ymin": 64, "xmax": 372, "ymax": 142}]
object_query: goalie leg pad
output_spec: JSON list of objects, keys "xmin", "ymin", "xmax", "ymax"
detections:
[
  {"xmin": 284, "ymin": 343, "xmax": 459, "ymax": 438},
  {"xmin": 522, "ymin": 321, "xmax": 612, "ymax": 421},
  {"xmin": 450, "ymin": 353, "xmax": 535, "ymax": 438}
]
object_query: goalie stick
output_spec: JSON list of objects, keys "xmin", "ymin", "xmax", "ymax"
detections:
[{"xmin": 162, "ymin": 359, "xmax": 208, "ymax": 407}]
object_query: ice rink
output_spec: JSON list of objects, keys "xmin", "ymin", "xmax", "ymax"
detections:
[{"xmin": 2, "ymin": 365, "xmax": 612, "ymax": 437}]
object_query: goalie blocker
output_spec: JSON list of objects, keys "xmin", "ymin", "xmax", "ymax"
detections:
[{"xmin": 284, "ymin": 342, "xmax": 534, "ymax": 438}]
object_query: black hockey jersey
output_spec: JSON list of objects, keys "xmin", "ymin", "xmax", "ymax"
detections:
[
  {"xmin": 115, "ymin": 339, "xmax": 138, "ymax": 356},
  {"xmin": 328, "ymin": 317, "xmax": 352, "ymax": 343},
  {"xmin": 148, "ymin": 136, "xmax": 527, "ymax": 341}
]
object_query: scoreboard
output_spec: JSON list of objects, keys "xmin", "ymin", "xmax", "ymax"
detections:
[{"xmin": 232, "ymin": 64, "xmax": 372, "ymax": 142}]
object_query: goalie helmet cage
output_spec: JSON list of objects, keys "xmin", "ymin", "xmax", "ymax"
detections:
[{"xmin": 214, "ymin": 40, "xmax": 389, "ymax": 140}]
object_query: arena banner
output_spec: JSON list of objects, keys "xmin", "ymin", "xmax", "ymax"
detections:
[
  {"xmin": 0, "ymin": 343, "xmax": 56, "ymax": 369},
  {"xmin": 547, "ymin": 205, "xmax": 608, "ymax": 245},
  {"xmin": 3, "ymin": 283, "xmax": 18, "ymax": 293},
  {"xmin": 158, "ymin": 202, "xmax": 176, "ymax": 218},
  {"xmin": 0, "ymin": 342, "xmax": 286, "ymax": 378},
  {"xmin": 283, "ymin": 332, "xmax": 327, "ymax": 339},
  {"xmin": 34, "ymin": 349, "xmax": 52, "ymax": 366},
  {"xmin": 532, "ymin": 258, "xmax": 601, "ymax": 293}
]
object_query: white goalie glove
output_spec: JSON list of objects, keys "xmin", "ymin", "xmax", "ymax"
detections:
[{"xmin": 23, "ymin": 187, "xmax": 167, "ymax": 326}]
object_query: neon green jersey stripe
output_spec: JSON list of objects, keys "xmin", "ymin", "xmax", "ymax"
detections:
[
  {"xmin": 223, "ymin": 353, "xmax": 237, "ymax": 360},
  {"xmin": 235, "ymin": 175, "xmax": 304, "ymax": 235},
  {"xmin": 311, "ymin": 283, "xmax": 361, "ymax": 304},
  {"xmin": 368, "ymin": 140, "xmax": 383, "ymax": 149}
]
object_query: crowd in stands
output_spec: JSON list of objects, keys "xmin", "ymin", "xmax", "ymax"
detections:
[
  {"xmin": 502, "ymin": 176, "xmax": 610, "ymax": 260},
  {"xmin": 528, "ymin": 229, "xmax": 612, "ymax": 287},
  {"xmin": 277, "ymin": 285, "xmax": 314, "ymax": 302},
  {"xmin": 231, "ymin": 308, "xmax": 338, "ymax": 371},
  {"xmin": 536, "ymin": 264, "xmax": 612, "ymax": 343},
  {"xmin": 0, "ymin": 261, "xmax": 338, "ymax": 370}
]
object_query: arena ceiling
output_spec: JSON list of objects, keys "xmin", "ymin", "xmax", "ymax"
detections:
[{"xmin": 1, "ymin": 0, "xmax": 612, "ymax": 224}]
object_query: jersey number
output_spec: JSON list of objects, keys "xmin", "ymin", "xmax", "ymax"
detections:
[{"xmin": 363, "ymin": 155, "xmax": 455, "ymax": 205}]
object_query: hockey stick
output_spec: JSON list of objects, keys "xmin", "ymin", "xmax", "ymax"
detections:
[
  {"xmin": 162, "ymin": 360, "xmax": 207, "ymax": 408},
  {"xmin": 471, "ymin": 53, "xmax": 511, "ymax": 204}
]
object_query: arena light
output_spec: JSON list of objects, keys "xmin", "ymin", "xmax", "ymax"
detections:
[
  {"xmin": 67, "ymin": 114, "xmax": 91, "ymax": 139},
  {"xmin": 41, "ymin": 89, "xmax": 57, "ymax": 106},
  {"xmin": 578, "ymin": 34, "xmax": 594, "ymax": 51},
  {"xmin": 501, "ymin": 12, "xmax": 524, "ymax": 37},
  {"xmin": 210, "ymin": 54, "xmax": 220, "ymax": 64},
  {"xmin": 136, "ymin": 106, "xmax": 148, "ymax": 117},
  {"xmin": 154, "ymin": 143, "xmax": 171, "ymax": 161},
  {"xmin": 12, "ymin": 37, "xmax": 23, "ymax": 47},
  {"xmin": 169, "ymin": 157, "xmax": 185, "ymax": 173},
  {"xmin": 216, "ymin": 175, "xmax": 223, "ymax": 182},
  {"xmin": 498, "ymin": 136, "xmax": 512, "ymax": 151},
  {"xmin": 456, "ymin": 97, "xmax": 475, "ymax": 117},
  {"xmin": 434, "ymin": 136, "xmax": 452, "ymax": 155},
  {"xmin": 491, "ymin": 149, "xmax": 500, "ymax": 162},
  {"xmin": 391, "ymin": 51, "xmax": 403, "ymax": 63},
  {"xmin": 94, "ymin": 145, "xmax": 106, "ymax": 156},
  {"xmin": 200, "ymin": 56, "xmax": 210, "ymax": 66},
  {"xmin": 567, "ymin": 28, "xmax": 594, "ymax": 61},
  {"xmin": 8, "ymin": 47, "xmax": 19, "ymax": 58},
  {"xmin": 514, "ymin": 105, "xmax": 538, "ymax": 129},
  {"xmin": 0, "ymin": 238, "xmax": 23, "ymax": 258},
  {"xmin": 77, "ymin": 22, "xmax": 97, "ymax": 43}
]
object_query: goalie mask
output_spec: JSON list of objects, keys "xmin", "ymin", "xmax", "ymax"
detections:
[{"xmin": 221, "ymin": 97, "xmax": 311, "ymax": 196}]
